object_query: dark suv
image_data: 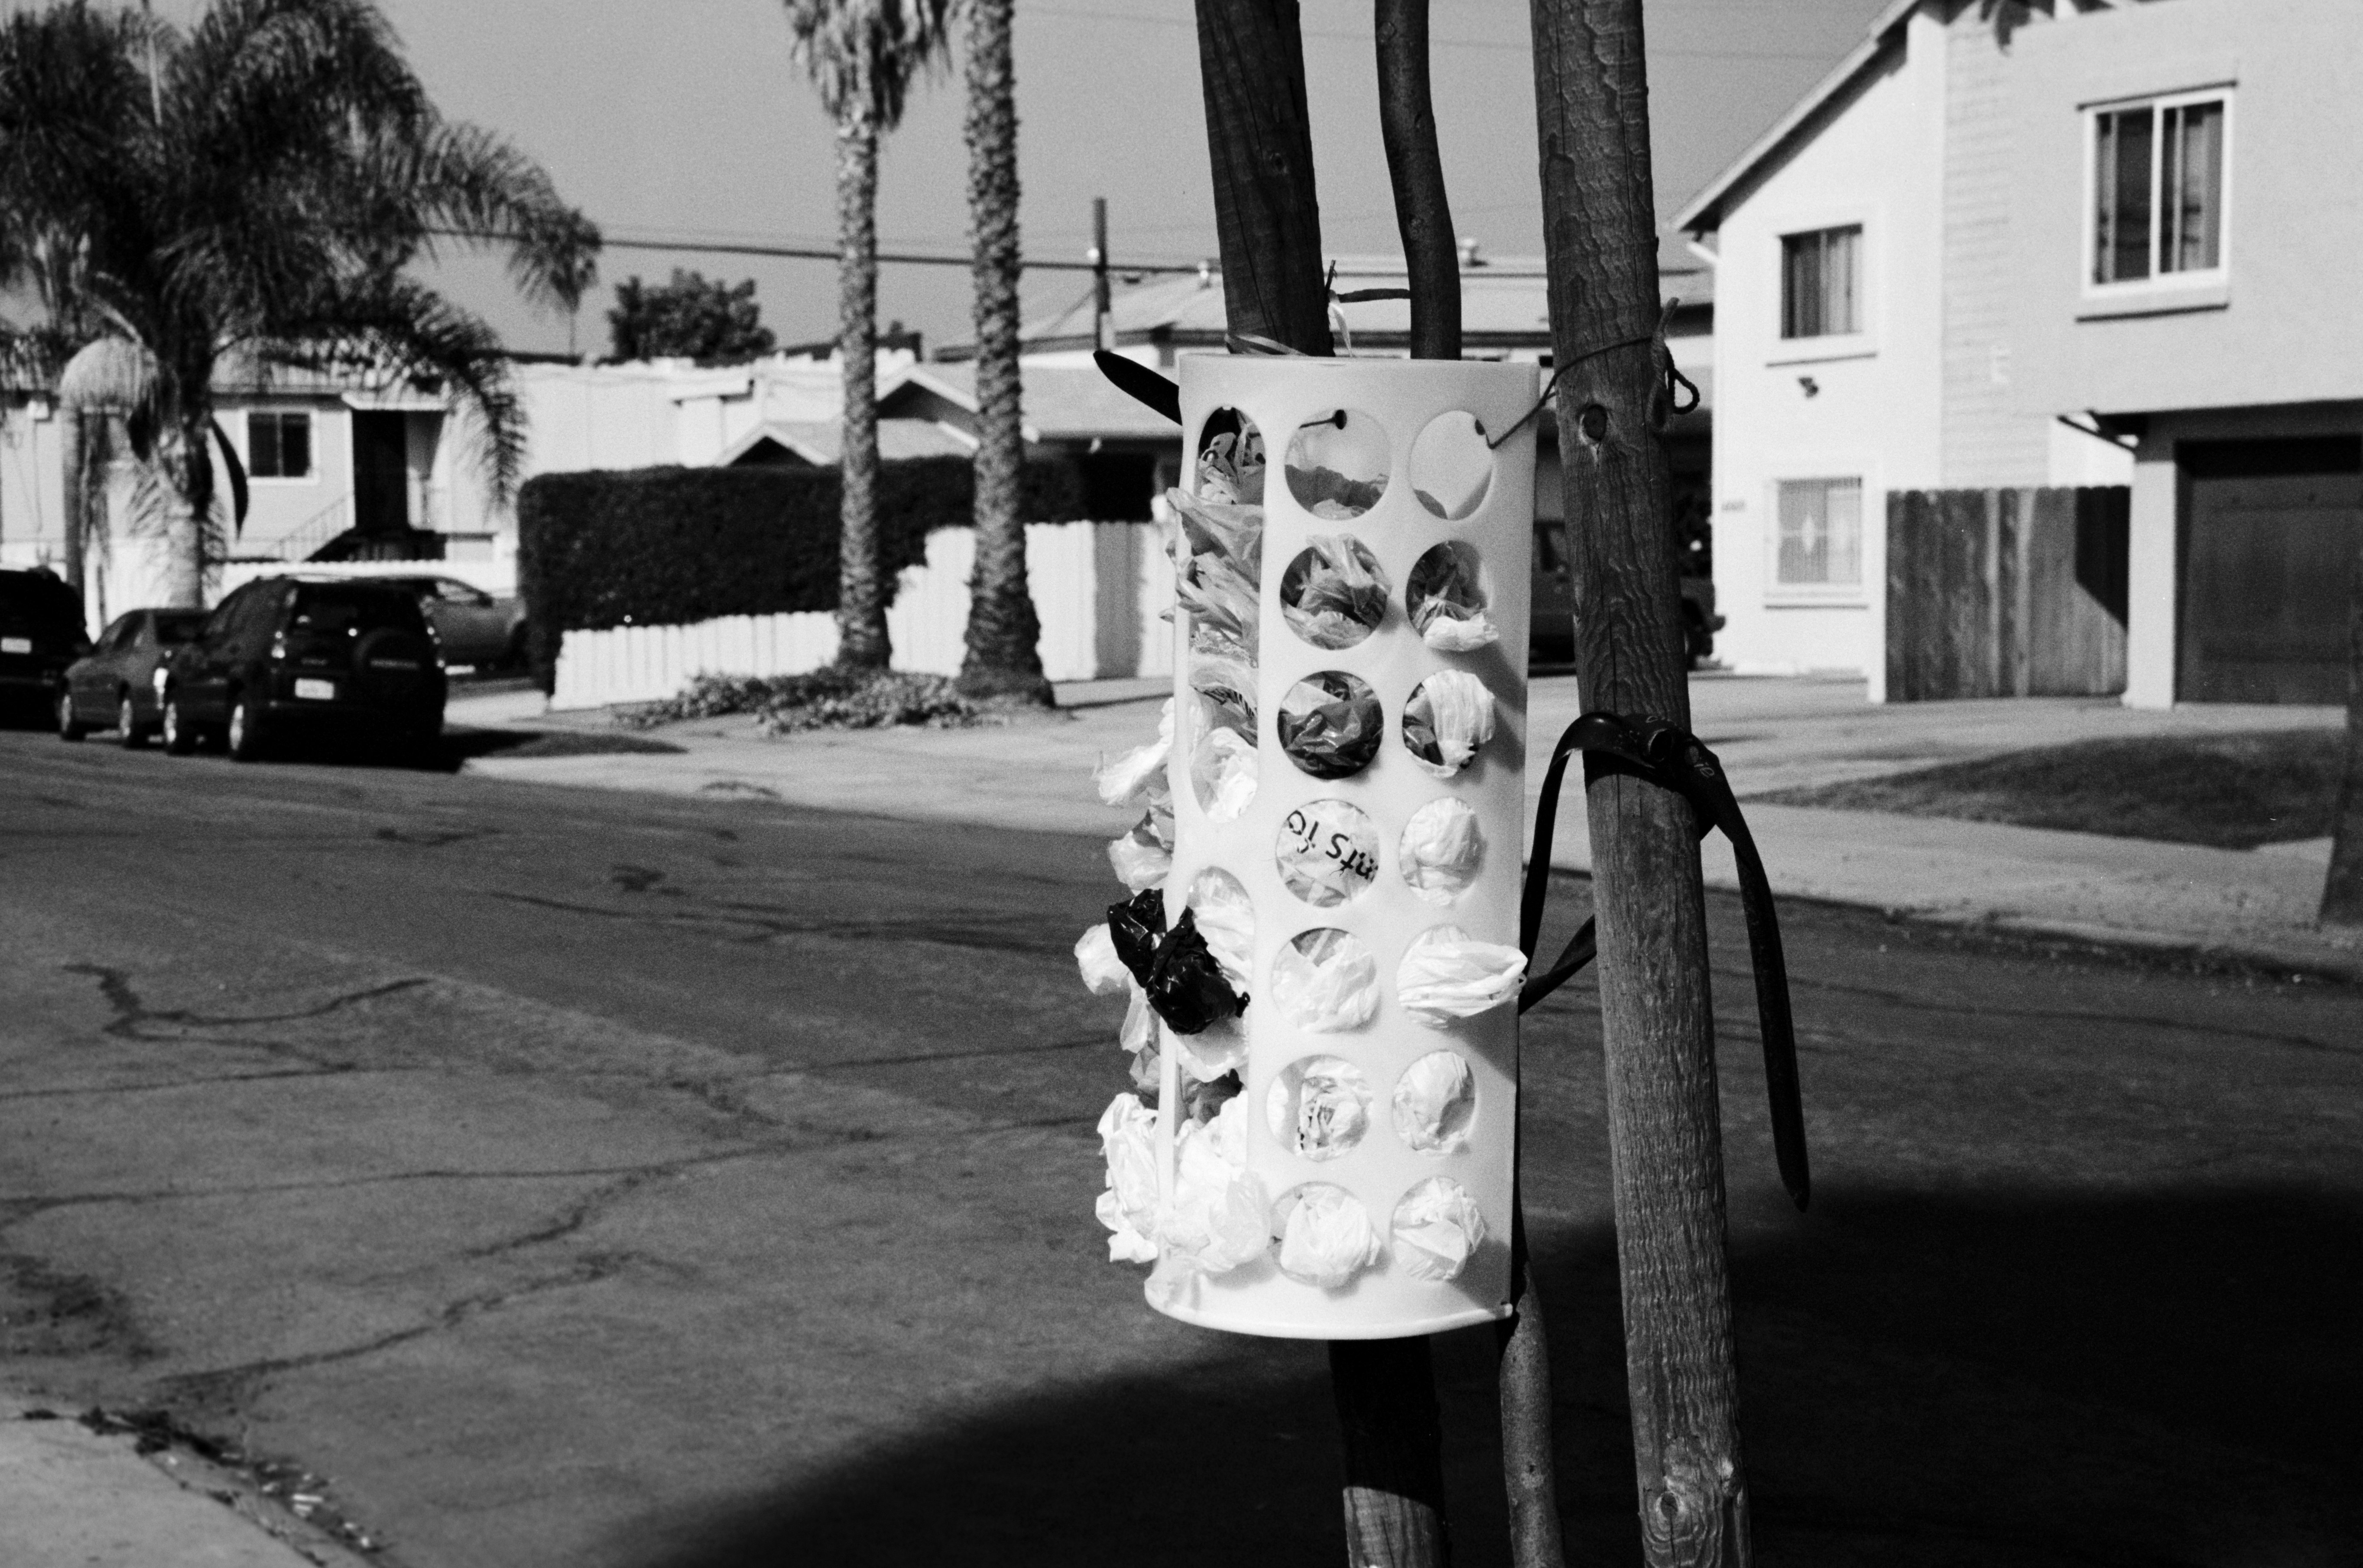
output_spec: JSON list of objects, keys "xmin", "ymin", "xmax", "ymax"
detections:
[
  {"xmin": 0, "ymin": 567, "xmax": 90, "ymax": 721},
  {"xmin": 160, "ymin": 577, "xmax": 445, "ymax": 761}
]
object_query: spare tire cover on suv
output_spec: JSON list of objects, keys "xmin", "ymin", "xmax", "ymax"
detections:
[{"xmin": 353, "ymin": 626, "xmax": 435, "ymax": 701}]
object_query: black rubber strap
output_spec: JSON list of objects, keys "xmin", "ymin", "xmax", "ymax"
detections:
[{"xmin": 1518, "ymin": 711, "xmax": 1810, "ymax": 1211}]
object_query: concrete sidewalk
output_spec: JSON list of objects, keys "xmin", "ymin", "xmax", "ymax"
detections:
[
  {"xmin": 453, "ymin": 674, "xmax": 2363, "ymax": 981},
  {"xmin": 0, "ymin": 1403, "xmax": 366, "ymax": 1566}
]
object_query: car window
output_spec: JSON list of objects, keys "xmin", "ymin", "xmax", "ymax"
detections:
[
  {"xmin": 289, "ymin": 585, "xmax": 427, "ymax": 637},
  {"xmin": 153, "ymin": 612, "xmax": 205, "ymax": 646},
  {"xmin": 97, "ymin": 614, "xmax": 135, "ymax": 653},
  {"xmin": 0, "ymin": 571, "xmax": 86, "ymax": 641},
  {"xmin": 438, "ymin": 579, "xmax": 491, "ymax": 606},
  {"xmin": 203, "ymin": 588, "xmax": 249, "ymax": 642}
]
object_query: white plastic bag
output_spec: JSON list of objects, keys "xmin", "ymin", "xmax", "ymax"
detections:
[
  {"xmin": 1276, "ymin": 798, "xmax": 1380, "ymax": 907},
  {"xmin": 1274, "ymin": 1183, "xmax": 1384, "ymax": 1289},
  {"xmin": 1107, "ymin": 815, "xmax": 1172, "ymax": 893},
  {"xmin": 1148, "ymin": 1096, "xmax": 1270, "ymax": 1302},
  {"xmin": 1265, "ymin": 1055, "xmax": 1372, "ymax": 1162},
  {"xmin": 1186, "ymin": 870, "xmax": 1255, "ymax": 992},
  {"xmin": 1074, "ymin": 924, "xmax": 1131, "ymax": 996},
  {"xmin": 1269, "ymin": 928, "xmax": 1379, "ymax": 1032},
  {"xmin": 1391, "ymin": 1049, "xmax": 1477, "ymax": 1153},
  {"xmin": 1397, "ymin": 926, "xmax": 1526, "ymax": 1024},
  {"xmin": 1418, "ymin": 610, "xmax": 1499, "ymax": 653},
  {"xmin": 1195, "ymin": 722, "xmax": 1259, "ymax": 822},
  {"xmin": 1391, "ymin": 1177, "xmax": 1487, "ymax": 1282},
  {"xmin": 1397, "ymin": 798, "xmax": 1483, "ymax": 906},
  {"xmin": 1095, "ymin": 698, "xmax": 1174, "ymax": 806},
  {"xmin": 1095, "ymin": 1093, "xmax": 1160, "ymax": 1263},
  {"xmin": 1401, "ymin": 671, "xmax": 1495, "ymax": 776}
]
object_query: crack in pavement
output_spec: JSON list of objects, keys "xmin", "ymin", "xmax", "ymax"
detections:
[
  {"xmin": 63, "ymin": 964, "xmax": 432, "ymax": 1042},
  {"xmin": 482, "ymin": 889, "xmax": 1066, "ymax": 958}
]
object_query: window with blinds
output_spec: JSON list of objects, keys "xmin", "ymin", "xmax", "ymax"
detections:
[
  {"xmin": 1780, "ymin": 225, "xmax": 1861, "ymax": 339},
  {"xmin": 2094, "ymin": 95, "xmax": 2227, "ymax": 285},
  {"xmin": 247, "ymin": 410, "xmax": 314, "ymax": 478},
  {"xmin": 1775, "ymin": 478, "xmax": 1863, "ymax": 588}
]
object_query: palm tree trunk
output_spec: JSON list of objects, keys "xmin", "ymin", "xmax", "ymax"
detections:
[
  {"xmin": 165, "ymin": 410, "xmax": 213, "ymax": 609},
  {"xmin": 1531, "ymin": 2, "xmax": 1752, "ymax": 1562},
  {"xmin": 834, "ymin": 100, "xmax": 890, "ymax": 670},
  {"xmin": 59, "ymin": 405, "xmax": 86, "ymax": 594},
  {"xmin": 956, "ymin": 0, "xmax": 1048, "ymax": 703},
  {"xmin": 2322, "ymin": 557, "xmax": 2363, "ymax": 925}
]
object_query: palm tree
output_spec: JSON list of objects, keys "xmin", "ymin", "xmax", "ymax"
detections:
[
  {"xmin": 952, "ymin": 0, "xmax": 1048, "ymax": 703},
  {"xmin": 0, "ymin": 0, "xmax": 598, "ymax": 608},
  {"xmin": 783, "ymin": 0, "xmax": 952, "ymax": 670}
]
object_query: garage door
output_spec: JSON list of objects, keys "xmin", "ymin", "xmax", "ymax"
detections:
[{"xmin": 2178, "ymin": 435, "xmax": 2363, "ymax": 704}]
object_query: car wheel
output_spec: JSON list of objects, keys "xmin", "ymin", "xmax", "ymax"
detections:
[
  {"xmin": 117, "ymin": 693, "xmax": 148, "ymax": 749},
  {"xmin": 162, "ymin": 693, "xmax": 196, "ymax": 755},
  {"xmin": 226, "ymin": 691, "xmax": 266, "ymax": 763},
  {"xmin": 55, "ymin": 688, "xmax": 87, "ymax": 742}
]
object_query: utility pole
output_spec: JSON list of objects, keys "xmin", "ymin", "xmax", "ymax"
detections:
[
  {"xmin": 1530, "ymin": 1, "xmax": 1755, "ymax": 1564},
  {"xmin": 1091, "ymin": 195, "xmax": 1114, "ymax": 351}
]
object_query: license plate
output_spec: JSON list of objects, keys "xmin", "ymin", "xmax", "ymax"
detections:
[
  {"xmin": 294, "ymin": 678, "xmax": 336, "ymax": 701},
  {"xmin": 0, "ymin": 637, "xmax": 28, "ymax": 654}
]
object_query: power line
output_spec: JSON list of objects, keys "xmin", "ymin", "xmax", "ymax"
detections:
[
  {"xmin": 1017, "ymin": 3, "xmax": 1841, "ymax": 62},
  {"xmin": 441, "ymin": 230, "xmax": 1206, "ymax": 275}
]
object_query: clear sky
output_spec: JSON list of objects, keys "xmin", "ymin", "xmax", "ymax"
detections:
[{"xmin": 160, "ymin": 0, "xmax": 1900, "ymax": 357}]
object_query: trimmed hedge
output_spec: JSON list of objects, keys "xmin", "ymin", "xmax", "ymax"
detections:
[{"xmin": 517, "ymin": 455, "xmax": 1083, "ymax": 692}]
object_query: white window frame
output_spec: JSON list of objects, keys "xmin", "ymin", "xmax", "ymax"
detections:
[
  {"xmin": 2080, "ymin": 86, "xmax": 2233, "ymax": 308},
  {"xmin": 1765, "ymin": 206, "xmax": 1877, "ymax": 367},
  {"xmin": 244, "ymin": 408, "xmax": 321, "ymax": 485},
  {"xmin": 1764, "ymin": 473, "xmax": 1870, "ymax": 607}
]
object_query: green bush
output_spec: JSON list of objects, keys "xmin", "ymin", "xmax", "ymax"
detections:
[{"xmin": 516, "ymin": 455, "xmax": 1084, "ymax": 692}]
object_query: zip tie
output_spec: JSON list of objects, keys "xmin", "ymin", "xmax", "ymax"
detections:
[{"xmin": 1486, "ymin": 298, "xmax": 1699, "ymax": 448}]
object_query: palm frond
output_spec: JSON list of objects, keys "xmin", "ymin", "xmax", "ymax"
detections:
[{"xmin": 781, "ymin": 0, "xmax": 954, "ymax": 129}]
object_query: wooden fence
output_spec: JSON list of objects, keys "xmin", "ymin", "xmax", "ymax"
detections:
[{"xmin": 1885, "ymin": 486, "xmax": 2130, "ymax": 701}]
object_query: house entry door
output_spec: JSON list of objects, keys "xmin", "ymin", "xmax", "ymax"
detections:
[
  {"xmin": 351, "ymin": 412, "xmax": 410, "ymax": 539},
  {"xmin": 2178, "ymin": 435, "xmax": 2363, "ymax": 704}
]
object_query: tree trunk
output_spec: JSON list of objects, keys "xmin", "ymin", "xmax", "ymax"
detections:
[
  {"xmin": 834, "ymin": 100, "xmax": 890, "ymax": 670},
  {"xmin": 955, "ymin": 0, "xmax": 1049, "ymax": 704},
  {"xmin": 59, "ymin": 405, "xmax": 86, "ymax": 594},
  {"xmin": 1374, "ymin": 0, "xmax": 1461, "ymax": 360},
  {"xmin": 1331, "ymin": 1338, "xmax": 1452, "ymax": 1567},
  {"xmin": 1496, "ymin": 1206, "xmax": 1569, "ymax": 1568},
  {"xmin": 164, "ymin": 410, "xmax": 213, "ymax": 609},
  {"xmin": 1530, "ymin": 2, "xmax": 1753, "ymax": 1565},
  {"xmin": 2321, "ymin": 555, "xmax": 2363, "ymax": 925},
  {"xmin": 1193, "ymin": 0, "xmax": 1333, "ymax": 355}
]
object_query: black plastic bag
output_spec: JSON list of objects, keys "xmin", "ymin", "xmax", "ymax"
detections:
[
  {"xmin": 1145, "ymin": 907, "xmax": 1249, "ymax": 1035},
  {"xmin": 1107, "ymin": 888, "xmax": 1165, "ymax": 987}
]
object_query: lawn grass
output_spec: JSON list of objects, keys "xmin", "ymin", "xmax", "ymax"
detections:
[{"xmin": 1762, "ymin": 728, "xmax": 2349, "ymax": 849}]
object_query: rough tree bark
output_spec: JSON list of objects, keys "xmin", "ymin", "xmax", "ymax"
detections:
[
  {"xmin": 955, "ymin": 0, "xmax": 1049, "ymax": 702},
  {"xmin": 834, "ymin": 95, "xmax": 890, "ymax": 669},
  {"xmin": 1530, "ymin": 2, "xmax": 1753, "ymax": 1564},
  {"xmin": 2322, "ymin": 560, "xmax": 2363, "ymax": 925},
  {"xmin": 1374, "ymin": 0, "xmax": 1460, "ymax": 361},
  {"xmin": 163, "ymin": 410, "xmax": 212, "ymax": 609},
  {"xmin": 1194, "ymin": 0, "xmax": 1333, "ymax": 356},
  {"xmin": 59, "ymin": 405, "xmax": 86, "ymax": 594}
]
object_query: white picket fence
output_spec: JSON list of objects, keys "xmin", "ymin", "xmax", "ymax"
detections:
[{"xmin": 550, "ymin": 521, "xmax": 1175, "ymax": 710}]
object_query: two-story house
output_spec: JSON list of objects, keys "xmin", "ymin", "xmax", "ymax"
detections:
[{"xmin": 1677, "ymin": 0, "xmax": 2361, "ymax": 705}]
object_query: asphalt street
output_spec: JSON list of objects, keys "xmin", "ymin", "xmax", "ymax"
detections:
[{"xmin": 1, "ymin": 722, "xmax": 2359, "ymax": 1568}]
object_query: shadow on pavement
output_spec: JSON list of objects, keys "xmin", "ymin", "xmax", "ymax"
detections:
[{"xmin": 622, "ymin": 1184, "xmax": 2363, "ymax": 1568}]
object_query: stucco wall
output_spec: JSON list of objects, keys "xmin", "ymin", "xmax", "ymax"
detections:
[{"xmin": 1706, "ymin": 7, "xmax": 1949, "ymax": 687}]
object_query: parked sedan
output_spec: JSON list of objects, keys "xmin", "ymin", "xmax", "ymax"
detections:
[
  {"xmin": 57, "ymin": 608, "xmax": 208, "ymax": 745},
  {"xmin": 0, "ymin": 566, "xmax": 88, "ymax": 723},
  {"xmin": 377, "ymin": 576, "xmax": 526, "ymax": 671},
  {"xmin": 160, "ymin": 576, "xmax": 445, "ymax": 762}
]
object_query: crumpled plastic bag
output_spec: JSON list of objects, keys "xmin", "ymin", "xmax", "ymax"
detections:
[
  {"xmin": 1075, "ymin": 924, "xmax": 1132, "ymax": 996},
  {"xmin": 1401, "ymin": 670, "xmax": 1496, "ymax": 776},
  {"xmin": 1107, "ymin": 814, "xmax": 1172, "ymax": 893},
  {"xmin": 1270, "ymin": 928, "xmax": 1379, "ymax": 1032},
  {"xmin": 1166, "ymin": 490, "xmax": 1263, "ymax": 659},
  {"xmin": 1285, "ymin": 453, "xmax": 1387, "ymax": 519},
  {"xmin": 1277, "ymin": 672, "xmax": 1383, "ymax": 780},
  {"xmin": 1095, "ymin": 698, "xmax": 1174, "ymax": 807},
  {"xmin": 1277, "ymin": 799, "xmax": 1380, "ymax": 907},
  {"xmin": 1281, "ymin": 535, "xmax": 1389, "ymax": 649},
  {"xmin": 1266, "ymin": 1055, "xmax": 1371, "ymax": 1161},
  {"xmin": 1188, "ymin": 638, "xmax": 1258, "ymax": 734},
  {"xmin": 1143, "ymin": 908, "xmax": 1249, "ymax": 1035},
  {"xmin": 1392, "ymin": 1049, "xmax": 1477, "ymax": 1153},
  {"xmin": 1397, "ymin": 925, "xmax": 1526, "ymax": 1024},
  {"xmin": 1193, "ymin": 719, "xmax": 1259, "ymax": 821},
  {"xmin": 1197, "ymin": 426, "xmax": 1265, "ymax": 506},
  {"xmin": 1397, "ymin": 798, "xmax": 1483, "ymax": 906},
  {"xmin": 1274, "ymin": 1182, "xmax": 1384, "ymax": 1288},
  {"xmin": 1392, "ymin": 1177, "xmax": 1487, "ymax": 1282},
  {"xmin": 1148, "ymin": 1096, "xmax": 1270, "ymax": 1302},
  {"xmin": 1096, "ymin": 1093, "xmax": 1161, "ymax": 1263},
  {"xmin": 1407, "ymin": 547, "xmax": 1499, "ymax": 651},
  {"xmin": 1107, "ymin": 888, "xmax": 1166, "ymax": 987},
  {"xmin": 1186, "ymin": 871, "xmax": 1255, "ymax": 992}
]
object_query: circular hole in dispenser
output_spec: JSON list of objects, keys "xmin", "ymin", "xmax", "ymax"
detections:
[
  {"xmin": 1264, "ymin": 1054, "xmax": 1374, "ymax": 1161},
  {"xmin": 1278, "ymin": 671, "xmax": 1384, "ymax": 780},
  {"xmin": 1409, "ymin": 410, "xmax": 1495, "ymax": 520},
  {"xmin": 1392, "ymin": 1050, "xmax": 1477, "ymax": 1153},
  {"xmin": 1392, "ymin": 1177, "xmax": 1488, "ymax": 1282},
  {"xmin": 1193, "ymin": 406, "xmax": 1266, "ymax": 504},
  {"xmin": 1280, "ymin": 535, "xmax": 1391, "ymax": 650},
  {"xmin": 1405, "ymin": 541, "xmax": 1496, "ymax": 652},
  {"xmin": 1276, "ymin": 798, "xmax": 1381, "ymax": 908},
  {"xmin": 1271, "ymin": 1182, "xmax": 1385, "ymax": 1289},
  {"xmin": 1270, "ymin": 928, "xmax": 1379, "ymax": 1032},
  {"xmin": 1400, "ymin": 671, "xmax": 1496, "ymax": 777},
  {"xmin": 1187, "ymin": 690, "xmax": 1258, "ymax": 821},
  {"xmin": 1397, "ymin": 798, "xmax": 1483, "ymax": 906},
  {"xmin": 1285, "ymin": 408, "xmax": 1389, "ymax": 519}
]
